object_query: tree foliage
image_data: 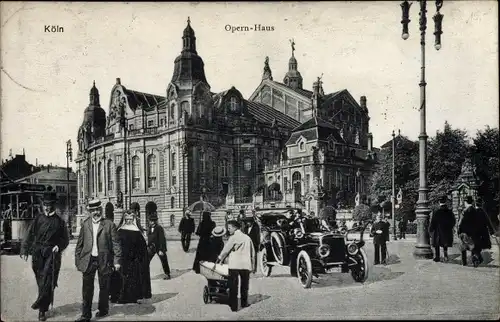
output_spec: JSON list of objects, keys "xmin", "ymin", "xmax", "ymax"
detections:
[{"xmin": 352, "ymin": 204, "xmax": 372, "ymax": 222}]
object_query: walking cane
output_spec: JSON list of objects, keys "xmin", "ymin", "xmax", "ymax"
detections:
[{"xmin": 51, "ymin": 251, "xmax": 55, "ymax": 310}]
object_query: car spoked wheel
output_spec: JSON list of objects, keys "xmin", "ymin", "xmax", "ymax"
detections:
[
  {"xmin": 296, "ymin": 250, "xmax": 313, "ymax": 289},
  {"xmin": 270, "ymin": 232, "xmax": 287, "ymax": 265},
  {"xmin": 350, "ymin": 248, "xmax": 369, "ymax": 283},
  {"xmin": 260, "ymin": 248, "xmax": 272, "ymax": 277},
  {"xmin": 203, "ymin": 285, "xmax": 210, "ymax": 304}
]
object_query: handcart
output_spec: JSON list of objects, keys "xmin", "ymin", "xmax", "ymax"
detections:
[{"xmin": 199, "ymin": 261, "xmax": 230, "ymax": 304}]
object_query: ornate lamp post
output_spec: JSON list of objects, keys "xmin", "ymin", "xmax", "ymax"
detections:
[
  {"xmin": 66, "ymin": 140, "xmax": 73, "ymax": 238},
  {"xmin": 391, "ymin": 130, "xmax": 397, "ymax": 241},
  {"xmin": 400, "ymin": 0, "xmax": 444, "ymax": 258}
]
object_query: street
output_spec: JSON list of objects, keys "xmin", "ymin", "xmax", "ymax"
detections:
[{"xmin": 1, "ymin": 240, "xmax": 499, "ymax": 321}]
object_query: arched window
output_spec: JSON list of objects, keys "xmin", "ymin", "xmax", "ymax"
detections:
[
  {"xmin": 171, "ymin": 152, "xmax": 176, "ymax": 171},
  {"xmin": 107, "ymin": 159, "xmax": 113, "ymax": 191},
  {"xmin": 170, "ymin": 103, "xmax": 175, "ymax": 120},
  {"xmin": 181, "ymin": 101, "xmax": 189, "ymax": 115},
  {"xmin": 243, "ymin": 158, "xmax": 252, "ymax": 171},
  {"xmin": 199, "ymin": 150, "xmax": 205, "ymax": 172},
  {"xmin": 170, "ymin": 196, "xmax": 175, "ymax": 208},
  {"xmin": 221, "ymin": 159, "xmax": 229, "ymax": 177},
  {"xmin": 116, "ymin": 166, "xmax": 122, "ymax": 192},
  {"xmin": 230, "ymin": 97, "xmax": 238, "ymax": 111},
  {"xmin": 147, "ymin": 154, "xmax": 157, "ymax": 188},
  {"xmin": 132, "ymin": 156, "xmax": 140, "ymax": 189}
]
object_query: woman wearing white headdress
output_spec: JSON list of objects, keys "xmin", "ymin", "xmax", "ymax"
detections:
[{"xmin": 109, "ymin": 211, "xmax": 152, "ymax": 304}]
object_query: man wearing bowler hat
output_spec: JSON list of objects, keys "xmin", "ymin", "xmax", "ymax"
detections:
[
  {"xmin": 21, "ymin": 191, "xmax": 70, "ymax": 321},
  {"xmin": 75, "ymin": 199, "xmax": 122, "ymax": 322},
  {"xmin": 148, "ymin": 211, "xmax": 171, "ymax": 280}
]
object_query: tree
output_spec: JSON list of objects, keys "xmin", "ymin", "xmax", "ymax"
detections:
[
  {"xmin": 352, "ymin": 204, "xmax": 372, "ymax": 222},
  {"xmin": 427, "ymin": 121, "xmax": 470, "ymax": 205},
  {"xmin": 471, "ymin": 125, "xmax": 499, "ymax": 218}
]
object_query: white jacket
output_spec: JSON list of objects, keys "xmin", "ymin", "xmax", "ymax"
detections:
[{"xmin": 218, "ymin": 229, "xmax": 256, "ymax": 271}]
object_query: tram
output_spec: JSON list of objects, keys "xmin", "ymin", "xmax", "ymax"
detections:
[{"xmin": 0, "ymin": 182, "xmax": 48, "ymax": 254}]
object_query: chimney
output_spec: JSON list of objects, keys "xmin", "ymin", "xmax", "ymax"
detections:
[
  {"xmin": 116, "ymin": 78, "xmax": 121, "ymax": 85},
  {"xmin": 367, "ymin": 133, "xmax": 373, "ymax": 151},
  {"xmin": 360, "ymin": 96, "xmax": 367, "ymax": 110},
  {"xmin": 36, "ymin": 158, "xmax": 38, "ymax": 166}
]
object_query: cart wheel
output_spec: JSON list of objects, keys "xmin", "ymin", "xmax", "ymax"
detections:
[
  {"xmin": 259, "ymin": 247, "xmax": 273, "ymax": 277},
  {"xmin": 296, "ymin": 250, "xmax": 313, "ymax": 289},
  {"xmin": 351, "ymin": 248, "xmax": 369, "ymax": 283},
  {"xmin": 203, "ymin": 286, "xmax": 210, "ymax": 304}
]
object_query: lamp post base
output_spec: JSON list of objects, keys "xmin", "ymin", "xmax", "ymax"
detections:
[{"xmin": 413, "ymin": 245, "xmax": 434, "ymax": 259}]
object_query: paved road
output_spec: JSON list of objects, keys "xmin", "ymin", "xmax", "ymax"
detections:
[{"xmin": 1, "ymin": 240, "xmax": 499, "ymax": 321}]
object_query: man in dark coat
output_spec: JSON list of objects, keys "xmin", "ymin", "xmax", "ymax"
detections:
[
  {"xmin": 398, "ymin": 215, "xmax": 407, "ymax": 239},
  {"xmin": 429, "ymin": 195, "xmax": 456, "ymax": 262},
  {"xmin": 178, "ymin": 211, "xmax": 195, "ymax": 252},
  {"xmin": 476, "ymin": 198, "xmax": 498, "ymax": 235},
  {"xmin": 75, "ymin": 199, "xmax": 122, "ymax": 322},
  {"xmin": 20, "ymin": 192, "xmax": 70, "ymax": 322},
  {"xmin": 370, "ymin": 212, "xmax": 389, "ymax": 265},
  {"xmin": 147, "ymin": 211, "xmax": 171, "ymax": 280},
  {"xmin": 458, "ymin": 196, "xmax": 492, "ymax": 267},
  {"xmin": 242, "ymin": 216, "xmax": 260, "ymax": 266}
]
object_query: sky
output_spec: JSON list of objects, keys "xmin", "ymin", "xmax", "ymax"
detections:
[{"xmin": 1, "ymin": 1, "xmax": 498, "ymax": 168}]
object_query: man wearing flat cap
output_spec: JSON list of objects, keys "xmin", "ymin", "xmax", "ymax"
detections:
[
  {"xmin": 75, "ymin": 199, "xmax": 122, "ymax": 322},
  {"xmin": 429, "ymin": 195, "xmax": 455, "ymax": 262},
  {"xmin": 21, "ymin": 191, "xmax": 70, "ymax": 321},
  {"xmin": 147, "ymin": 211, "xmax": 171, "ymax": 280},
  {"xmin": 458, "ymin": 196, "xmax": 491, "ymax": 267}
]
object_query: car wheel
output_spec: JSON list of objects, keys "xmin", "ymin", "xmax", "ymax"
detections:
[
  {"xmin": 260, "ymin": 247, "xmax": 273, "ymax": 277},
  {"xmin": 296, "ymin": 250, "xmax": 313, "ymax": 289},
  {"xmin": 351, "ymin": 248, "xmax": 369, "ymax": 283},
  {"xmin": 203, "ymin": 285, "xmax": 210, "ymax": 304},
  {"xmin": 270, "ymin": 232, "xmax": 288, "ymax": 265}
]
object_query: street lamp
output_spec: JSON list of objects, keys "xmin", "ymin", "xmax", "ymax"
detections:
[
  {"xmin": 66, "ymin": 140, "xmax": 73, "ymax": 238},
  {"xmin": 391, "ymin": 130, "xmax": 397, "ymax": 241},
  {"xmin": 400, "ymin": 0, "xmax": 443, "ymax": 259}
]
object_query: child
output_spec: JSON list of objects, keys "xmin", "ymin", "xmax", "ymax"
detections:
[{"xmin": 209, "ymin": 226, "xmax": 226, "ymax": 263}]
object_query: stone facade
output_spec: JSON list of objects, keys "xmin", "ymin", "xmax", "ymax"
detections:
[{"xmin": 74, "ymin": 18, "xmax": 377, "ymax": 228}]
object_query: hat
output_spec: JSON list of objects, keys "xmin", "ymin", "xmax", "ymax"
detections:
[
  {"xmin": 149, "ymin": 212, "xmax": 158, "ymax": 221},
  {"xmin": 227, "ymin": 220, "xmax": 241, "ymax": 229},
  {"xmin": 41, "ymin": 191, "xmax": 57, "ymax": 205},
  {"xmin": 438, "ymin": 195, "xmax": 448, "ymax": 204},
  {"xmin": 87, "ymin": 199, "xmax": 102, "ymax": 211},
  {"xmin": 464, "ymin": 196, "xmax": 474, "ymax": 205},
  {"xmin": 212, "ymin": 226, "xmax": 226, "ymax": 237}
]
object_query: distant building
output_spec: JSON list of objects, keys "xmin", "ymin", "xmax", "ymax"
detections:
[
  {"xmin": 0, "ymin": 154, "xmax": 40, "ymax": 184},
  {"xmin": 75, "ymin": 18, "xmax": 378, "ymax": 228},
  {"xmin": 16, "ymin": 165, "xmax": 77, "ymax": 230}
]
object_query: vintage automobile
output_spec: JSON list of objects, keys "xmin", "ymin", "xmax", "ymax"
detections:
[{"xmin": 256, "ymin": 208, "xmax": 369, "ymax": 288}]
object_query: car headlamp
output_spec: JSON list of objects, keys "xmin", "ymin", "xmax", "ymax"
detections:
[
  {"xmin": 293, "ymin": 228, "xmax": 304, "ymax": 239},
  {"xmin": 318, "ymin": 244, "xmax": 330, "ymax": 258},
  {"xmin": 347, "ymin": 243, "xmax": 359, "ymax": 255}
]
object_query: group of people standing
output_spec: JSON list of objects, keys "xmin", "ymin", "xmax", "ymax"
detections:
[{"xmin": 430, "ymin": 195, "xmax": 492, "ymax": 266}]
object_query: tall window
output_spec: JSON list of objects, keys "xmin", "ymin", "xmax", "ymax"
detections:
[
  {"xmin": 98, "ymin": 162, "xmax": 103, "ymax": 192},
  {"xmin": 261, "ymin": 86, "xmax": 271, "ymax": 105},
  {"xmin": 147, "ymin": 154, "xmax": 157, "ymax": 188},
  {"xmin": 91, "ymin": 164, "xmax": 95, "ymax": 194},
  {"xmin": 170, "ymin": 197, "xmax": 175, "ymax": 208},
  {"xmin": 107, "ymin": 159, "xmax": 113, "ymax": 191},
  {"xmin": 221, "ymin": 159, "xmax": 229, "ymax": 177},
  {"xmin": 171, "ymin": 152, "xmax": 176, "ymax": 171},
  {"xmin": 170, "ymin": 103, "xmax": 175, "ymax": 120},
  {"xmin": 199, "ymin": 150, "xmax": 205, "ymax": 172},
  {"xmin": 244, "ymin": 158, "xmax": 252, "ymax": 171},
  {"xmin": 116, "ymin": 166, "xmax": 122, "ymax": 192},
  {"xmin": 230, "ymin": 97, "xmax": 238, "ymax": 111},
  {"xmin": 132, "ymin": 156, "xmax": 140, "ymax": 189}
]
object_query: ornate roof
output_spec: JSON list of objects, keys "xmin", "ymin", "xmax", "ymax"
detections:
[
  {"xmin": 286, "ymin": 116, "xmax": 345, "ymax": 145},
  {"xmin": 245, "ymin": 100, "xmax": 300, "ymax": 130},
  {"xmin": 122, "ymin": 88, "xmax": 166, "ymax": 111}
]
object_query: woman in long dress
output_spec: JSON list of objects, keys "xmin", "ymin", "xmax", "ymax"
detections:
[
  {"xmin": 192, "ymin": 211, "xmax": 216, "ymax": 273},
  {"xmin": 110, "ymin": 211, "xmax": 152, "ymax": 304}
]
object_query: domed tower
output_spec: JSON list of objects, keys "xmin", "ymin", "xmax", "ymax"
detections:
[
  {"xmin": 170, "ymin": 17, "xmax": 209, "ymax": 87},
  {"xmin": 77, "ymin": 81, "xmax": 106, "ymax": 152},
  {"xmin": 283, "ymin": 39, "xmax": 303, "ymax": 90}
]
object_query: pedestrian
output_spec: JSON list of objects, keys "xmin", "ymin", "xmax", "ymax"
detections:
[
  {"xmin": 110, "ymin": 211, "xmax": 151, "ymax": 304},
  {"xmin": 242, "ymin": 217, "xmax": 260, "ymax": 267},
  {"xmin": 429, "ymin": 195, "xmax": 456, "ymax": 262},
  {"xmin": 74, "ymin": 199, "xmax": 122, "ymax": 322},
  {"xmin": 193, "ymin": 211, "xmax": 216, "ymax": 273},
  {"xmin": 147, "ymin": 211, "xmax": 171, "ymax": 280},
  {"xmin": 20, "ymin": 191, "xmax": 70, "ymax": 322},
  {"xmin": 458, "ymin": 196, "xmax": 492, "ymax": 267},
  {"xmin": 208, "ymin": 226, "xmax": 226, "ymax": 263},
  {"xmin": 178, "ymin": 211, "xmax": 195, "ymax": 252},
  {"xmin": 370, "ymin": 212, "xmax": 389, "ymax": 265},
  {"xmin": 398, "ymin": 215, "xmax": 407, "ymax": 239},
  {"xmin": 476, "ymin": 198, "xmax": 498, "ymax": 235},
  {"xmin": 217, "ymin": 220, "xmax": 256, "ymax": 312}
]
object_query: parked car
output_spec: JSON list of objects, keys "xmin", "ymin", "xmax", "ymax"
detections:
[{"xmin": 255, "ymin": 208, "xmax": 370, "ymax": 288}]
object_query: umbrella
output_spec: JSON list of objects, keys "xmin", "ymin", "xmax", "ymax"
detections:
[{"xmin": 187, "ymin": 200, "xmax": 216, "ymax": 213}]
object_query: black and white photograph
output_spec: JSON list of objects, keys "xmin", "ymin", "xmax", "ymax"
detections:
[{"xmin": 1, "ymin": 1, "xmax": 498, "ymax": 321}]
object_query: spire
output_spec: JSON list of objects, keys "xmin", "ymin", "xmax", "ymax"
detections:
[
  {"xmin": 89, "ymin": 80, "xmax": 100, "ymax": 106},
  {"xmin": 182, "ymin": 16, "xmax": 197, "ymax": 54},
  {"xmin": 283, "ymin": 38, "xmax": 303, "ymax": 89},
  {"xmin": 311, "ymin": 75, "xmax": 324, "ymax": 117},
  {"xmin": 262, "ymin": 56, "xmax": 273, "ymax": 81}
]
